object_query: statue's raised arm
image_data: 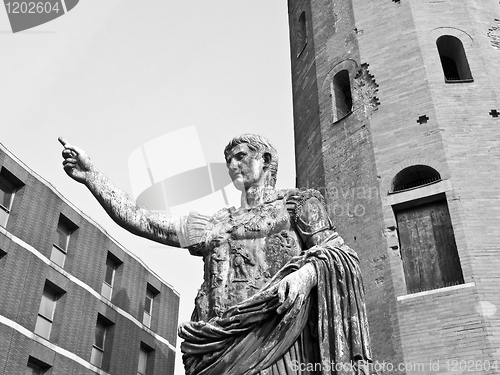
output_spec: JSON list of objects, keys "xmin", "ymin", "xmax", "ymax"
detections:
[{"xmin": 58, "ymin": 137, "xmax": 183, "ymax": 248}]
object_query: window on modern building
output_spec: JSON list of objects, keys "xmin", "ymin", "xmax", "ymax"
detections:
[
  {"xmin": 296, "ymin": 11, "xmax": 307, "ymax": 57},
  {"xmin": 137, "ymin": 347, "xmax": 148, "ymax": 375},
  {"xmin": 391, "ymin": 165, "xmax": 441, "ymax": 193},
  {"xmin": 101, "ymin": 253, "xmax": 121, "ymax": 300},
  {"xmin": 25, "ymin": 357, "xmax": 50, "ymax": 375},
  {"xmin": 25, "ymin": 363, "xmax": 43, "ymax": 375},
  {"xmin": 142, "ymin": 289, "xmax": 153, "ymax": 328},
  {"xmin": 436, "ymin": 35, "xmax": 473, "ymax": 83},
  {"xmin": 91, "ymin": 320, "xmax": 106, "ymax": 368},
  {"xmin": 332, "ymin": 70, "xmax": 353, "ymax": 122},
  {"xmin": 34, "ymin": 283, "xmax": 63, "ymax": 340},
  {"xmin": 0, "ymin": 168, "xmax": 23, "ymax": 228},
  {"xmin": 50, "ymin": 215, "xmax": 76, "ymax": 268},
  {"xmin": 0, "ymin": 248, "xmax": 6, "ymax": 262},
  {"xmin": 90, "ymin": 316, "xmax": 114, "ymax": 369},
  {"xmin": 0, "ymin": 248, "xmax": 6, "ymax": 273},
  {"xmin": 142, "ymin": 284, "xmax": 159, "ymax": 328},
  {"xmin": 137, "ymin": 343, "xmax": 154, "ymax": 375}
]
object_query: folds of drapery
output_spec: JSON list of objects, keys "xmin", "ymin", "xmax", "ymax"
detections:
[{"xmin": 179, "ymin": 243, "xmax": 372, "ymax": 375}]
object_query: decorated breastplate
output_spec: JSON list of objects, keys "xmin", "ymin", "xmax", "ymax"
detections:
[{"xmin": 194, "ymin": 195, "xmax": 303, "ymax": 321}]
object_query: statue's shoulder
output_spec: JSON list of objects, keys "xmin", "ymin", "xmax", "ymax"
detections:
[
  {"xmin": 281, "ymin": 188, "xmax": 327, "ymax": 222},
  {"xmin": 284, "ymin": 188, "xmax": 326, "ymax": 206},
  {"xmin": 184, "ymin": 207, "xmax": 231, "ymax": 256}
]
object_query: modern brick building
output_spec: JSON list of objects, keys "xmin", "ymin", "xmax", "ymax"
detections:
[
  {"xmin": 288, "ymin": 0, "xmax": 500, "ymax": 373},
  {"xmin": 0, "ymin": 143, "xmax": 179, "ymax": 375}
]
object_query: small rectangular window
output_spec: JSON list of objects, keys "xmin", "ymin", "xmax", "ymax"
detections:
[
  {"xmin": 137, "ymin": 348, "xmax": 148, "ymax": 375},
  {"xmin": 25, "ymin": 363, "xmax": 43, "ymax": 375},
  {"xmin": 142, "ymin": 284, "xmax": 159, "ymax": 328},
  {"xmin": 25, "ymin": 357, "xmax": 50, "ymax": 375},
  {"xmin": 142, "ymin": 289, "xmax": 154, "ymax": 328},
  {"xmin": 0, "ymin": 249, "xmax": 6, "ymax": 275},
  {"xmin": 55, "ymin": 222, "xmax": 70, "ymax": 249},
  {"xmin": 34, "ymin": 287, "xmax": 59, "ymax": 340},
  {"xmin": 0, "ymin": 168, "xmax": 23, "ymax": 228},
  {"xmin": 50, "ymin": 216, "xmax": 76, "ymax": 268},
  {"xmin": 137, "ymin": 343, "xmax": 154, "ymax": 375},
  {"xmin": 91, "ymin": 320, "xmax": 106, "ymax": 367},
  {"xmin": 0, "ymin": 177, "xmax": 14, "ymax": 227},
  {"xmin": 90, "ymin": 315, "xmax": 114, "ymax": 369},
  {"xmin": 101, "ymin": 258, "xmax": 116, "ymax": 300},
  {"xmin": 101, "ymin": 253, "xmax": 122, "ymax": 300},
  {"xmin": 104, "ymin": 258, "xmax": 115, "ymax": 285}
]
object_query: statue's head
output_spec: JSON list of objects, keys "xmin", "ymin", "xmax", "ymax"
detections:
[{"xmin": 224, "ymin": 134, "xmax": 278, "ymax": 188}]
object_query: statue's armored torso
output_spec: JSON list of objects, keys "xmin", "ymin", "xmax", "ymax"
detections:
[
  {"xmin": 193, "ymin": 195, "xmax": 301, "ymax": 321},
  {"xmin": 185, "ymin": 188, "xmax": 334, "ymax": 322},
  {"xmin": 185, "ymin": 194, "xmax": 301, "ymax": 321}
]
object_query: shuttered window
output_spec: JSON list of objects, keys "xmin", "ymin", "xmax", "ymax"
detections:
[{"xmin": 396, "ymin": 200, "xmax": 464, "ymax": 294}]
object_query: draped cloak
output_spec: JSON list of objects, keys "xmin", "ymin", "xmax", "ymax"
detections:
[{"xmin": 177, "ymin": 189, "xmax": 372, "ymax": 375}]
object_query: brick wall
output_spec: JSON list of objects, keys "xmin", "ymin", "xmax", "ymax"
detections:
[
  {"xmin": 288, "ymin": 0, "xmax": 325, "ymax": 190},
  {"xmin": 289, "ymin": 0, "xmax": 405, "ymax": 368},
  {"xmin": 0, "ymin": 144, "xmax": 179, "ymax": 375},
  {"xmin": 289, "ymin": 0, "xmax": 500, "ymax": 373}
]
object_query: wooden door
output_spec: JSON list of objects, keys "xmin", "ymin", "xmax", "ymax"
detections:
[{"xmin": 396, "ymin": 200, "xmax": 463, "ymax": 294}]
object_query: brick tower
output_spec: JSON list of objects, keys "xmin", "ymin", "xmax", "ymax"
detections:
[{"xmin": 288, "ymin": 0, "xmax": 500, "ymax": 372}]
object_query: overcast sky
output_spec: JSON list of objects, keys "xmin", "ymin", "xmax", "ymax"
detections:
[{"xmin": 1, "ymin": 1, "xmax": 294, "ymax": 373}]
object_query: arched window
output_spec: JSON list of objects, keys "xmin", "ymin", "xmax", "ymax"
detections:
[
  {"xmin": 392, "ymin": 165, "xmax": 441, "ymax": 193},
  {"xmin": 436, "ymin": 35, "xmax": 473, "ymax": 82},
  {"xmin": 391, "ymin": 166, "xmax": 464, "ymax": 294},
  {"xmin": 332, "ymin": 70, "xmax": 353, "ymax": 122}
]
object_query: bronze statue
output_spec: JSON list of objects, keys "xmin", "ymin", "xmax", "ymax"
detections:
[{"xmin": 59, "ymin": 134, "xmax": 372, "ymax": 375}]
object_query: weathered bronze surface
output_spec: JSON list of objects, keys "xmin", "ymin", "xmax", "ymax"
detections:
[{"xmin": 59, "ymin": 134, "xmax": 372, "ymax": 375}]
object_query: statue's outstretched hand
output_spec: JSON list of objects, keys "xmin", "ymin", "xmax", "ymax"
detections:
[
  {"xmin": 58, "ymin": 137, "xmax": 93, "ymax": 184},
  {"xmin": 276, "ymin": 263, "xmax": 317, "ymax": 316}
]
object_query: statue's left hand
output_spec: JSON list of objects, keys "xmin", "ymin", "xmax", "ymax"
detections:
[{"xmin": 276, "ymin": 263, "xmax": 317, "ymax": 315}]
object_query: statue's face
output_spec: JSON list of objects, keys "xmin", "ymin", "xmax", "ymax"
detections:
[{"xmin": 226, "ymin": 144, "xmax": 268, "ymax": 191}]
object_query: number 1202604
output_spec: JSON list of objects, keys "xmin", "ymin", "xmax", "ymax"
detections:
[
  {"xmin": 5, "ymin": 2, "xmax": 60, "ymax": 14},
  {"xmin": 447, "ymin": 360, "xmax": 499, "ymax": 372}
]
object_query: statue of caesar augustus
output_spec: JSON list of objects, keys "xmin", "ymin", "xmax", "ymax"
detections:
[{"xmin": 59, "ymin": 134, "xmax": 372, "ymax": 375}]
